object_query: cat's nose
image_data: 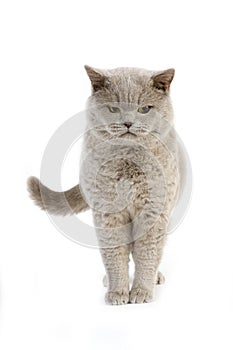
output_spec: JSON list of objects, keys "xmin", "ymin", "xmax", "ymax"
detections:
[{"xmin": 124, "ymin": 122, "xmax": 132, "ymax": 129}]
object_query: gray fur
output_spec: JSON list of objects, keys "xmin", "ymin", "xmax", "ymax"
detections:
[
  {"xmin": 27, "ymin": 176, "xmax": 88, "ymax": 215},
  {"xmin": 27, "ymin": 65, "xmax": 183, "ymax": 305}
]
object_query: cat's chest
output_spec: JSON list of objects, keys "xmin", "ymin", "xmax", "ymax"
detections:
[
  {"xmin": 94, "ymin": 140, "xmax": 177, "ymax": 180},
  {"xmin": 80, "ymin": 136, "xmax": 179, "ymax": 215},
  {"xmin": 81, "ymin": 140, "xmax": 178, "ymax": 189}
]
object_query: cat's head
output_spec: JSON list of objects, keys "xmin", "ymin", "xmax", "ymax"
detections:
[{"xmin": 85, "ymin": 66, "xmax": 175, "ymax": 138}]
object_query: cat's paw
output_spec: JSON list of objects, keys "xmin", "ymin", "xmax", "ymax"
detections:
[
  {"xmin": 129, "ymin": 287, "xmax": 153, "ymax": 304},
  {"xmin": 105, "ymin": 290, "xmax": 129, "ymax": 305},
  {"xmin": 155, "ymin": 271, "xmax": 165, "ymax": 285}
]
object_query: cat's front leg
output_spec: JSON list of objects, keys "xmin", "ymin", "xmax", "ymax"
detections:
[
  {"xmin": 130, "ymin": 218, "xmax": 167, "ymax": 304},
  {"xmin": 100, "ymin": 245, "xmax": 130, "ymax": 305},
  {"xmin": 93, "ymin": 210, "xmax": 132, "ymax": 305}
]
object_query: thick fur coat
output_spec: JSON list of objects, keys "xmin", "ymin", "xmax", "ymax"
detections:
[{"xmin": 28, "ymin": 66, "xmax": 184, "ymax": 304}]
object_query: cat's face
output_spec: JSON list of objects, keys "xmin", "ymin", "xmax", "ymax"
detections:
[{"xmin": 85, "ymin": 66, "xmax": 175, "ymax": 138}]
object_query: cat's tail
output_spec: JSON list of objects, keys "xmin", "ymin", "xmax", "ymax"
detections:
[{"xmin": 27, "ymin": 176, "xmax": 89, "ymax": 216}]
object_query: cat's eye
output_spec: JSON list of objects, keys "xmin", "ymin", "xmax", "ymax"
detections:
[
  {"xmin": 137, "ymin": 106, "xmax": 153, "ymax": 114},
  {"xmin": 108, "ymin": 106, "xmax": 120, "ymax": 113}
]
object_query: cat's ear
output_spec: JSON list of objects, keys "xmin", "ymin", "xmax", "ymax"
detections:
[
  {"xmin": 84, "ymin": 65, "xmax": 107, "ymax": 92},
  {"xmin": 152, "ymin": 69, "xmax": 175, "ymax": 93}
]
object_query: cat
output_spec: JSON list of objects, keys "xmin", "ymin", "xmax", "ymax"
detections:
[{"xmin": 27, "ymin": 65, "xmax": 184, "ymax": 305}]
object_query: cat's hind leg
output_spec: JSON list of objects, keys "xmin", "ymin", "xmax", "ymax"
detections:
[{"xmin": 156, "ymin": 271, "xmax": 165, "ymax": 285}]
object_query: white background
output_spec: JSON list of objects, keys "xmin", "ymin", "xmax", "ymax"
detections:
[{"xmin": 0, "ymin": 0, "xmax": 233, "ymax": 349}]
